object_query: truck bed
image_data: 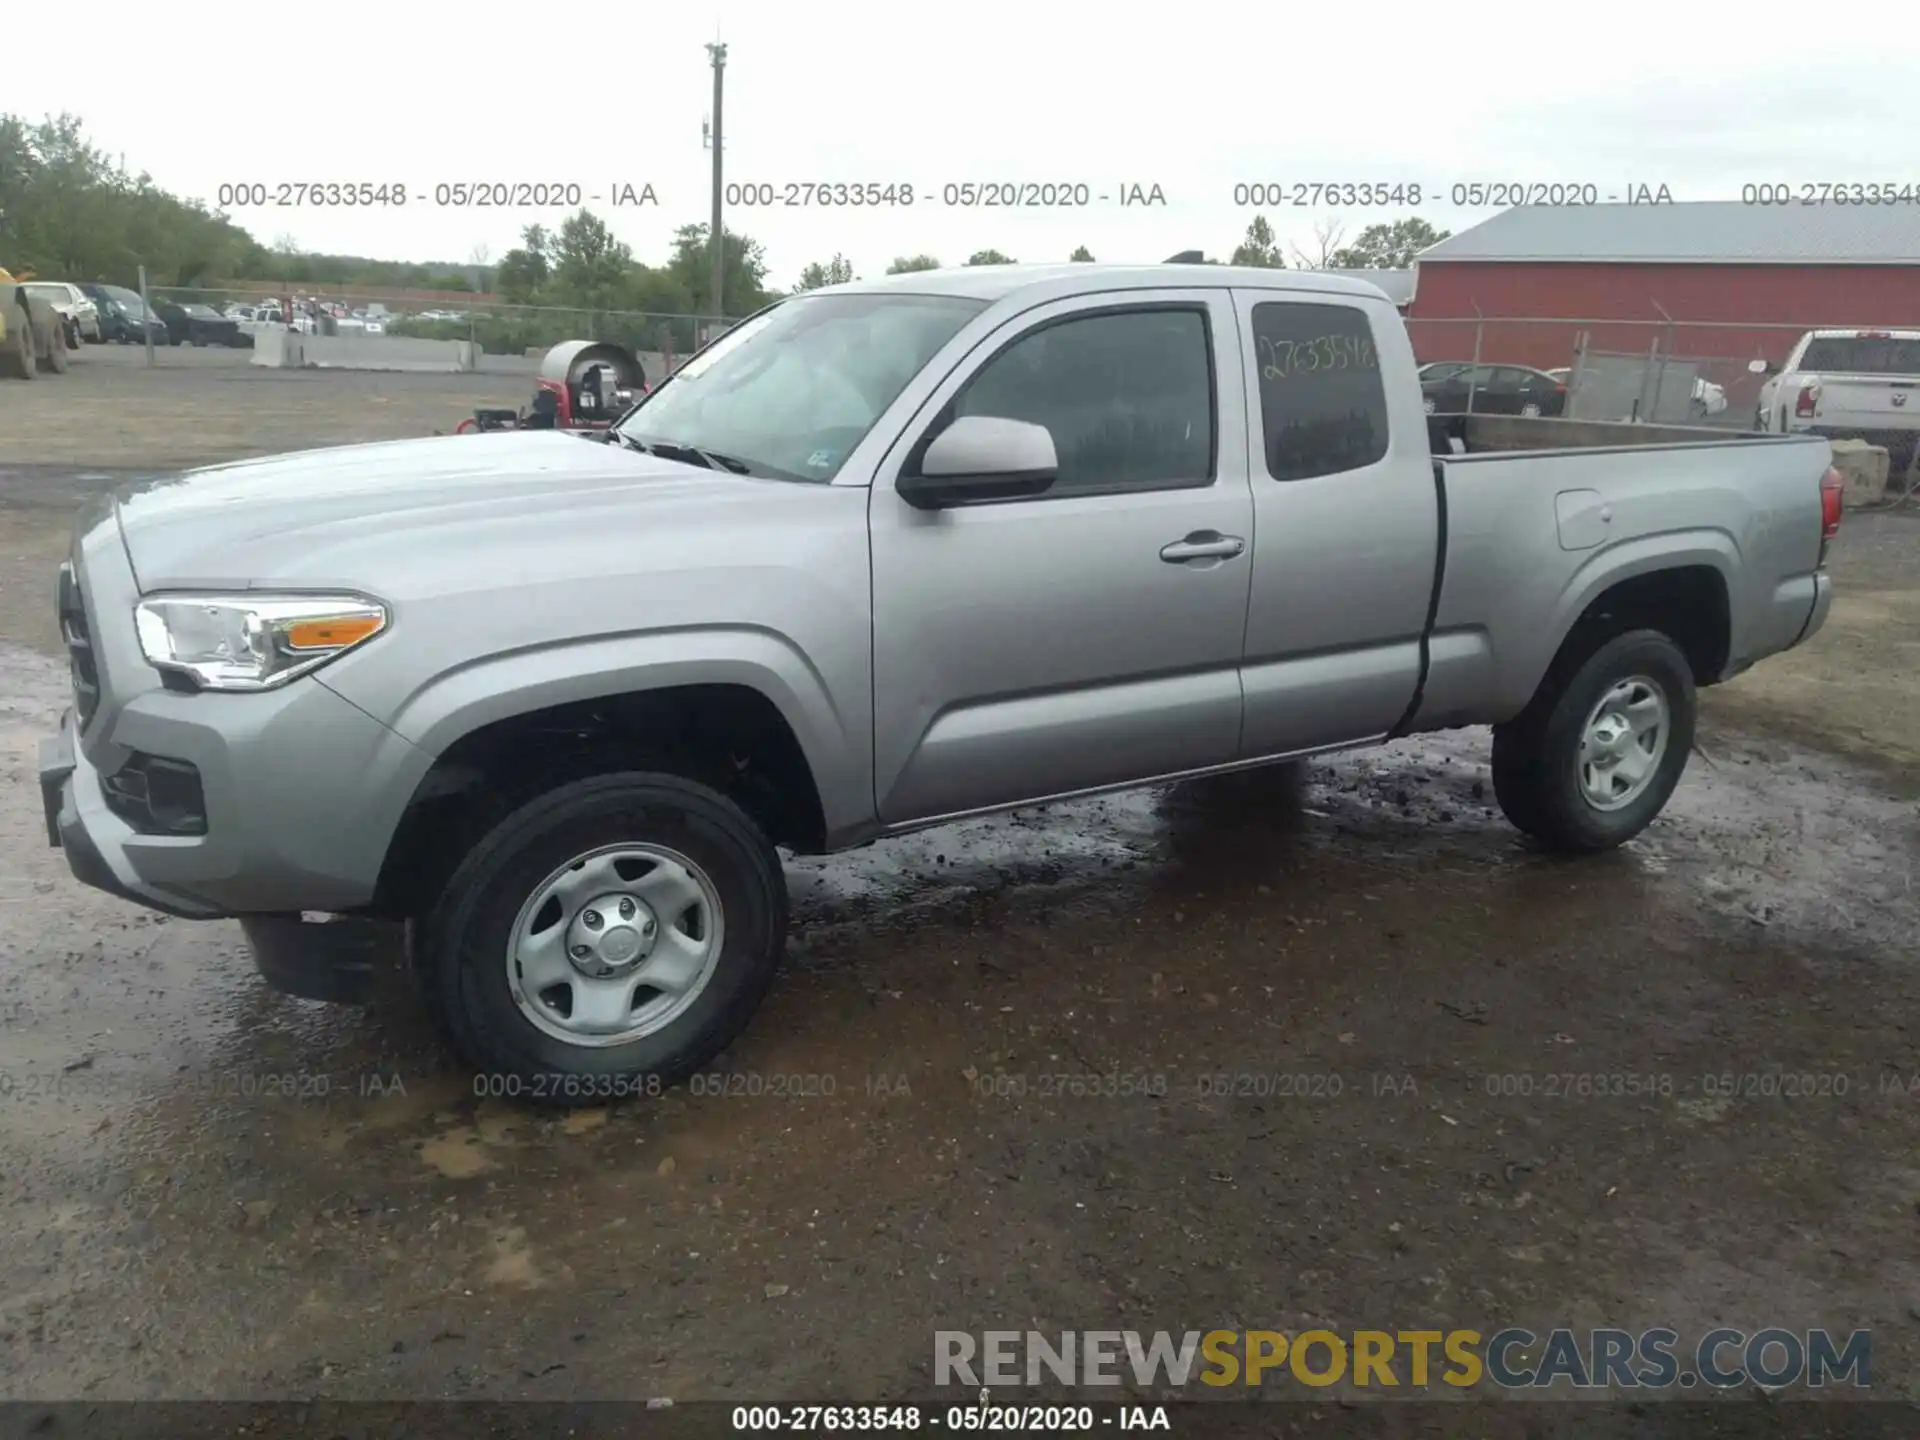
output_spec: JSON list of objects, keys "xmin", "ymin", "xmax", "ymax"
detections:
[
  {"xmin": 1410, "ymin": 424, "xmax": 1832, "ymax": 732},
  {"xmin": 1427, "ymin": 413, "xmax": 1777, "ymax": 456}
]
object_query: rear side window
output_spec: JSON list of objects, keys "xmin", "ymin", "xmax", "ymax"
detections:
[
  {"xmin": 954, "ymin": 307, "xmax": 1215, "ymax": 494},
  {"xmin": 1250, "ymin": 302, "xmax": 1390, "ymax": 482}
]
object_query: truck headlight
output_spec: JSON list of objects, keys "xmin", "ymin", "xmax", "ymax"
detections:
[{"xmin": 134, "ymin": 594, "xmax": 388, "ymax": 691}]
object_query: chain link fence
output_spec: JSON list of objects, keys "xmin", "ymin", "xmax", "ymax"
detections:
[
  {"xmin": 1406, "ymin": 314, "xmax": 1920, "ymax": 501},
  {"xmin": 142, "ymin": 284, "xmax": 728, "ymax": 368},
  {"xmin": 1399, "ymin": 315, "xmax": 1857, "ymax": 430}
]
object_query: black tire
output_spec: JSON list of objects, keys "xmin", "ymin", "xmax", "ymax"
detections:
[
  {"xmin": 417, "ymin": 772, "xmax": 788, "ymax": 1106},
  {"xmin": 3, "ymin": 321, "xmax": 37, "ymax": 379},
  {"xmin": 1490, "ymin": 629, "xmax": 1695, "ymax": 853}
]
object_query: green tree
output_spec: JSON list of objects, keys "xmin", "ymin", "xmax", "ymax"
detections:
[
  {"xmin": 1230, "ymin": 216, "xmax": 1284, "ymax": 268},
  {"xmin": 495, "ymin": 224, "xmax": 553, "ymax": 302},
  {"xmin": 1328, "ymin": 217, "xmax": 1451, "ymax": 269},
  {"xmin": 0, "ymin": 113, "xmax": 253, "ymax": 285},
  {"xmin": 795, "ymin": 254, "xmax": 854, "ymax": 290},
  {"xmin": 0, "ymin": 109, "xmax": 789, "ymax": 342},
  {"xmin": 546, "ymin": 209, "xmax": 634, "ymax": 310},
  {"xmin": 966, "ymin": 249, "xmax": 1016, "ymax": 266},
  {"xmin": 1068, "ymin": 246, "xmax": 1095, "ymax": 262},
  {"xmin": 667, "ymin": 223, "xmax": 774, "ymax": 317},
  {"xmin": 886, "ymin": 254, "xmax": 941, "ymax": 274}
]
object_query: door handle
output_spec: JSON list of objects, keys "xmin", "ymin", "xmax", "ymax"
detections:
[{"xmin": 1160, "ymin": 532, "xmax": 1245, "ymax": 563}]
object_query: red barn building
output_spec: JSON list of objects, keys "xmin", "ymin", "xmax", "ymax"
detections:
[{"xmin": 1404, "ymin": 202, "xmax": 1920, "ymax": 382}]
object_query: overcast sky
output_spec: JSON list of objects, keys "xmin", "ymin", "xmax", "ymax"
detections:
[{"xmin": 13, "ymin": 0, "xmax": 1916, "ymax": 287}]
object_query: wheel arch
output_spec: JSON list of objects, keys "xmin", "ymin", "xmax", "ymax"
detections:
[
  {"xmin": 366, "ymin": 647, "xmax": 850, "ymax": 920},
  {"xmin": 1506, "ymin": 536, "xmax": 1734, "ymax": 718}
]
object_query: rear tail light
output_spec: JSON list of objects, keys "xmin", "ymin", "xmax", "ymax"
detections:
[
  {"xmin": 1795, "ymin": 383, "xmax": 1820, "ymax": 418},
  {"xmin": 1819, "ymin": 465, "xmax": 1844, "ymax": 565}
]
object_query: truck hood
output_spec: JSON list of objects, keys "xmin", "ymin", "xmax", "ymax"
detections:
[{"xmin": 114, "ymin": 431, "xmax": 765, "ymax": 590}]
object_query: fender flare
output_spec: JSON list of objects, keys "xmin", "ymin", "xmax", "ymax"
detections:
[
  {"xmin": 378, "ymin": 626, "xmax": 867, "ymax": 836},
  {"xmin": 1503, "ymin": 531, "xmax": 1738, "ymax": 715}
]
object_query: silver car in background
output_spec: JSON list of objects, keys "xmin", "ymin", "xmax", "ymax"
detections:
[{"xmin": 22, "ymin": 281, "xmax": 100, "ymax": 345}]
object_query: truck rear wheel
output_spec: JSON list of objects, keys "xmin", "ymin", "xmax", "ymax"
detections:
[
  {"xmin": 1490, "ymin": 629, "xmax": 1695, "ymax": 853},
  {"xmin": 417, "ymin": 772, "xmax": 788, "ymax": 1105}
]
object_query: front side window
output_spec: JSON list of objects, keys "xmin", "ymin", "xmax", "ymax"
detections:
[
  {"xmin": 949, "ymin": 307, "xmax": 1214, "ymax": 494},
  {"xmin": 617, "ymin": 292, "xmax": 986, "ymax": 482},
  {"xmin": 1250, "ymin": 301, "xmax": 1390, "ymax": 482}
]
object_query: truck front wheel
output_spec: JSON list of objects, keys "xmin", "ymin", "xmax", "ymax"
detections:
[
  {"xmin": 417, "ymin": 772, "xmax": 788, "ymax": 1104},
  {"xmin": 1490, "ymin": 629, "xmax": 1695, "ymax": 853}
]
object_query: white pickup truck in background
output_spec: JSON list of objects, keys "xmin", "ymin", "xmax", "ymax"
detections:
[{"xmin": 1754, "ymin": 329, "xmax": 1920, "ymax": 471}]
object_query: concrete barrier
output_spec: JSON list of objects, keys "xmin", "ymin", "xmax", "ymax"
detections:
[
  {"xmin": 1829, "ymin": 439, "xmax": 1890, "ymax": 507},
  {"xmin": 251, "ymin": 330, "xmax": 304, "ymax": 367},
  {"xmin": 251, "ymin": 332, "xmax": 478, "ymax": 373}
]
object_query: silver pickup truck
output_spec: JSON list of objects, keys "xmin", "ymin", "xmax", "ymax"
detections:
[{"xmin": 39, "ymin": 263, "xmax": 1842, "ymax": 1098}]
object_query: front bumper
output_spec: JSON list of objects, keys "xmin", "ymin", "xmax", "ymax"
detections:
[
  {"xmin": 40, "ymin": 516, "xmax": 430, "ymax": 997},
  {"xmin": 41, "ymin": 718, "xmax": 394, "ymax": 999},
  {"xmin": 39, "ymin": 721, "xmax": 207, "ymax": 916}
]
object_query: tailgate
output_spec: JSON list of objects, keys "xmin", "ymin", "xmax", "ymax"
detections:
[{"xmin": 1812, "ymin": 375, "xmax": 1920, "ymax": 429}]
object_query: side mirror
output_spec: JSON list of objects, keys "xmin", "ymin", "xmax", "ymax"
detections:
[
  {"xmin": 897, "ymin": 415, "xmax": 1057, "ymax": 510},
  {"xmin": 1747, "ymin": 358, "xmax": 1772, "ymax": 376}
]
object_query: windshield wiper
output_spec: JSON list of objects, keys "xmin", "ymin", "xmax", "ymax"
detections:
[
  {"xmin": 619, "ymin": 434, "xmax": 753, "ymax": 474},
  {"xmin": 684, "ymin": 447, "xmax": 753, "ymax": 475}
]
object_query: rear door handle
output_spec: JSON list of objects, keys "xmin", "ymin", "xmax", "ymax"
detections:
[{"xmin": 1160, "ymin": 532, "xmax": 1245, "ymax": 563}]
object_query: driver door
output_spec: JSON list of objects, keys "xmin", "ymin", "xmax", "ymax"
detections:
[{"xmin": 868, "ymin": 291, "xmax": 1254, "ymax": 825}]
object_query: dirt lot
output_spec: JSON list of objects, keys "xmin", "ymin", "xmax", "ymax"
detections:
[{"xmin": 2, "ymin": 350, "xmax": 1919, "ymax": 1424}]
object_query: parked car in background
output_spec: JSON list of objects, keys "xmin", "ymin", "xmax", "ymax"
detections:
[
  {"xmin": 154, "ymin": 301, "xmax": 247, "ymax": 347},
  {"xmin": 1692, "ymin": 378, "xmax": 1728, "ymax": 418},
  {"xmin": 1420, "ymin": 362, "xmax": 1567, "ymax": 417},
  {"xmin": 22, "ymin": 282, "xmax": 100, "ymax": 345},
  {"xmin": 1754, "ymin": 329, "xmax": 1920, "ymax": 470},
  {"xmin": 81, "ymin": 284, "xmax": 170, "ymax": 345}
]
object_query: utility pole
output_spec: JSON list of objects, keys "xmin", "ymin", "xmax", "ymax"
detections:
[{"xmin": 705, "ymin": 40, "xmax": 728, "ymax": 332}]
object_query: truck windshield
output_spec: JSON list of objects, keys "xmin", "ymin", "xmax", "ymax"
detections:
[
  {"xmin": 1799, "ymin": 337, "xmax": 1920, "ymax": 375},
  {"xmin": 616, "ymin": 292, "xmax": 987, "ymax": 482}
]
